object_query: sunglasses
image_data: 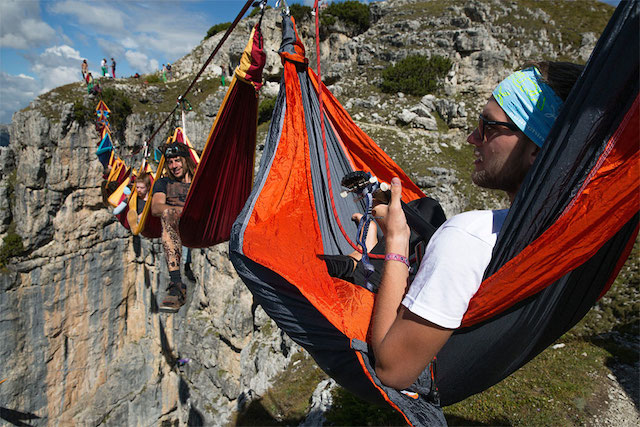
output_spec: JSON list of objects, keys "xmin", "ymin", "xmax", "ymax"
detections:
[
  {"xmin": 478, "ymin": 115, "xmax": 520, "ymax": 141},
  {"xmin": 165, "ymin": 145, "xmax": 187, "ymax": 158}
]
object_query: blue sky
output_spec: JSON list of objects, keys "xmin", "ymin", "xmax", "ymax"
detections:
[
  {"xmin": 0, "ymin": 0, "xmax": 621, "ymax": 124},
  {"xmin": 0, "ymin": 0, "xmax": 322, "ymax": 124}
]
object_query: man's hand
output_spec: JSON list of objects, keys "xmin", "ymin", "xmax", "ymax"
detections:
[
  {"xmin": 373, "ymin": 177, "xmax": 410, "ymax": 256},
  {"xmin": 152, "ymin": 192, "xmax": 182, "ymax": 217},
  {"xmin": 370, "ymin": 177, "xmax": 453, "ymax": 390}
]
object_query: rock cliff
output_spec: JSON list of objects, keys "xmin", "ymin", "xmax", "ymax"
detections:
[{"xmin": 2, "ymin": 1, "xmax": 631, "ymax": 426}]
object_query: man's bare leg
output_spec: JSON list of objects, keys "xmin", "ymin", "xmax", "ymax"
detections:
[{"xmin": 160, "ymin": 208, "xmax": 186, "ymax": 311}]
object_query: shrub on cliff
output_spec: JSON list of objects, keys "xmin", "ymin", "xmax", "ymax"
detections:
[
  {"xmin": 101, "ymin": 88, "xmax": 133, "ymax": 139},
  {"xmin": 258, "ymin": 97, "xmax": 276, "ymax": 124},
  {"xmin": 321, "ymin": 1, "xmax": 370, "ymax": 35},
  {"xmin": 72, "ymin": 101, "xmax": 92, "ymax": 127},
  {"xmin": 72, "ymin": 88, "xmax": 132, "ymax": 139},
  {"xmin": 144, "ymin": 73, "xmax": 163, "ymax": 84},
  {"xmin": 380, "ymin": 55, "xmax": 452, "ymax": 97},
  {"xmin": 0, "ymin": 230, "xmax": 23, "ymax": 269},
  {"xmin": 249, "ymin": 5, "xmax": 272, "ymax": 17},
  {"xmin": 289, "ymin": 4, "xmax": 312, "ymax": 22},
  {"xmin": 205, "ymin": 22, "xmax": 232, "ymax": 40}
]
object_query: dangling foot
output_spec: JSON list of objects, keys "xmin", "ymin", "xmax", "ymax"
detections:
[{"xmin": 159, "ymin": 282, "xmax": 187, "ymax": 313}]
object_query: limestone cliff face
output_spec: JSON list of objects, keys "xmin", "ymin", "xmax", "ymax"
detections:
[
  {"xmin": 0, "ymin": 0, "xmax": 614, "ymax": 425},
  {"xmin": 0, "ymin": 96, "xmax": 298, "ymax": 425}
]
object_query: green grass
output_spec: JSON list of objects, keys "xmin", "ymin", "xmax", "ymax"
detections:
[
  {"xmin": 403, "ymin": 1, "xmax": 450, "ymax": 17},
  {"xmin": 325, "ymin": 388, "xmax": 406, "ymax": 426},
  {"xmin": 236, "ymin": 334, "xmax": 625, "ymax": 426},
  {"xmin": 258, "ymin": 97, "xmax": 277, "ymax": 125},
  {"xmin": 320, "ymin": 1, "xmax": 371, "ymax": 36},
  {"xmin": 234, "ymin": 351, "xmax": 328, "ymax": 425},
  {"xmin": 495, "ymin": 0, "xmax": 613, "ymax": 59},
  {"xmin": 381, "ymin": 55, "xmax": 452, "ymax": 97},
  {"xmin": 205, "ymin": 22, "xmax": 232, "ymax": 40},
  {"xmin": 0, "ymin": 222, "xmax": 24, "ymax": 269},
  {"xmin": 444, "ymin": 339, "xmax": 611, "ymax": 425}
]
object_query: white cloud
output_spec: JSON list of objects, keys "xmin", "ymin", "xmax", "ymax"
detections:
[
  {"xmin": 135, "ymin": 29, "xmax": 203, "ymax": 59},
  {"xmin": 48, "ymin": 0, "xmax": 207, "ymax": 67},
  {"xmin": 33, "ymin": 45, "xmax": 83, "ymax": 68},
  {"xmin": 38, "ymin": 66, "xmax": 81, "ymax": 94},
  {"xmin": 129, "ymin": 7, "xmax": 207, "ymax": 59},
  {"xmin": 125, "ymin": 50, "xmax": 158, "ymax": 74},
  {"xmin": 97, "ymin": 39, "xmax": 125, "ymax": 60},
  {"xmin": 121, "ymin": 37, "xmax": 138, "ymax": 50},
  {"xmin": 0, "ymin": 71, "xmax": 40, "ymax": 124},
  {"xmin": 30, "ymin": 45, "xmax": 84, "ymax": 92},
  {"xmin": 0, "ymin": 2, "xmax": 57, "ymax": 49},
  {"xmin": 49, "ymin": 0, "xmax": 125, "ymax": 34}
]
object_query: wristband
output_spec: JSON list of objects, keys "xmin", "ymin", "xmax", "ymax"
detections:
[{"xmin": 385, "ymin": 253, "xmax": 410, "ymax": 268}]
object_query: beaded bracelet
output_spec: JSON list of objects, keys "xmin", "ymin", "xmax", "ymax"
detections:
[{"xmin": 385, "ymin": 253, "xmax": 410, "ymax": 268}]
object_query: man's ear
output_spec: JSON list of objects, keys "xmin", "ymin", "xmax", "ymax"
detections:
[{"xmin": 529, "ymin": 143, "xmax": 540, "ymax": 167}]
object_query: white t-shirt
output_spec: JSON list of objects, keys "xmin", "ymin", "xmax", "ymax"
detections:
[{"xmin": 402, "ymin": 209, "xmax": 508, "ymax": 329}]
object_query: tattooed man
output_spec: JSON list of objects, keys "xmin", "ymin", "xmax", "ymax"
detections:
[{"xmin": 152, "ymin": 142, "xmax": 196, "ymax": 312}]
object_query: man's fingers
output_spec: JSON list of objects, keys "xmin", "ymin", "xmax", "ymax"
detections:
[
  {"xmin": 390, "ymin": 177, "xmax": 402, "ymax": 207},
  {"xmin": 372, "ymin": 204, "xmax": 388, "ymax": 218}
]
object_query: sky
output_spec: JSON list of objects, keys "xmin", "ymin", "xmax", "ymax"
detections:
[
  {"xmin": 0, "ymin": 0, "xmax": 323, "ymax": 124},
  {"xmin": 0, "ymin": 0, "xmax": 621, "ymax": 125}
]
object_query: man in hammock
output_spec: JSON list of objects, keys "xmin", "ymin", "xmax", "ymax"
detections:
[
  {"xmin": 370, "ymin": 61, "xmax": 583, "ymax": 390},
  {"xmin": 152, "ymin": 142, "xmax": 196, "ymax": 312}
]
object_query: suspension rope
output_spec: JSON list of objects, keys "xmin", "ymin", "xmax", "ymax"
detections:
[{"xmin": 134, "ymin": 0, "xmax": 256, "ymax": 157}]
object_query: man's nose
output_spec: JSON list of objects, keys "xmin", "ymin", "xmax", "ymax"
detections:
[{"xmin": 467, "ymin": 128, "xmax": 482, "ymax": 147}]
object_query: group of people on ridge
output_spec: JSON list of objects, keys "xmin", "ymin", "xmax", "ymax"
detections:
[
  {"xmin": 100, "ymin": 58, "xmax": 116, "ymax": 78},
  {"xmin": 82, "ymin": 57, "xmax": 116, "ymax": 95}
]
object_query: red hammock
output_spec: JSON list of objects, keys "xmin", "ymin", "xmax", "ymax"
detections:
[{"xmin": 178, "ymin": 23, "xmax": 266, "ymax": 248}]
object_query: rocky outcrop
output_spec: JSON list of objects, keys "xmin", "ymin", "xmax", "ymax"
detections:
[{"xmin": 0, "ymin": 84, "xmax": 301, "ymax": 425}]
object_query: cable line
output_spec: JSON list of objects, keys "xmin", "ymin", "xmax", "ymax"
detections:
[{"xmin": 138, "ymin": 0, "xmax": 257, "ymax": 156}]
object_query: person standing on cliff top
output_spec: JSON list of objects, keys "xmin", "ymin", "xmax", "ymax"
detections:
[
  {"xmin": 111, "ymin": 58, "xmax": 116, "ymax": 78},
  {"xmin": 101, "ymin": 58, "xmax": 108, "ymax": 77},
  {"xmin": 81, "ymin": 59, "xmax": 88, "ymax": 81},
  {"xmin": 151, "ymin": 142, "xmax": 196, "ymax": 312}
]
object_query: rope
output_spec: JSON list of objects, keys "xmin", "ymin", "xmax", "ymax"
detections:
[{"xmin": 135, "ymin": 0, "xmax": 256, "ymax": 156}]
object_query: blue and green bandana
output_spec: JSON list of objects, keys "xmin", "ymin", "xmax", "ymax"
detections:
[{"xmin": 492, "ymin": 67, "xmax": 563, "ymax": 147}]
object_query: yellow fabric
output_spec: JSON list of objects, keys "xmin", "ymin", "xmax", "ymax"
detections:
[
  {"xmin": 107, "ymin": 176, "xmax": 131, "ymax": 208},
  {"xmin": 107, "ymin": 158, "xmax": 123, "ymax": 182},
  {"xmin": 235, "ymin": 26, "xmax": 256, "ymax": 82},
  {"xmin": 129, "ymin": 163, "xmax": 156, "ymax": 235},
  {"xmin": 95, "ymin": 100, "xmax": 111, "ymax": 114}
]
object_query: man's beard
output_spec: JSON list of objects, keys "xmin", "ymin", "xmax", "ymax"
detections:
[{"xmin": 472, "ymin": 140, "xmax": 531, "ymax": 194}]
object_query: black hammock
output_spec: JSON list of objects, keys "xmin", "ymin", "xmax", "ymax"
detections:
[{"xmin": 230, "ymin": 3, "xmax": 639, "ymax": 426}]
